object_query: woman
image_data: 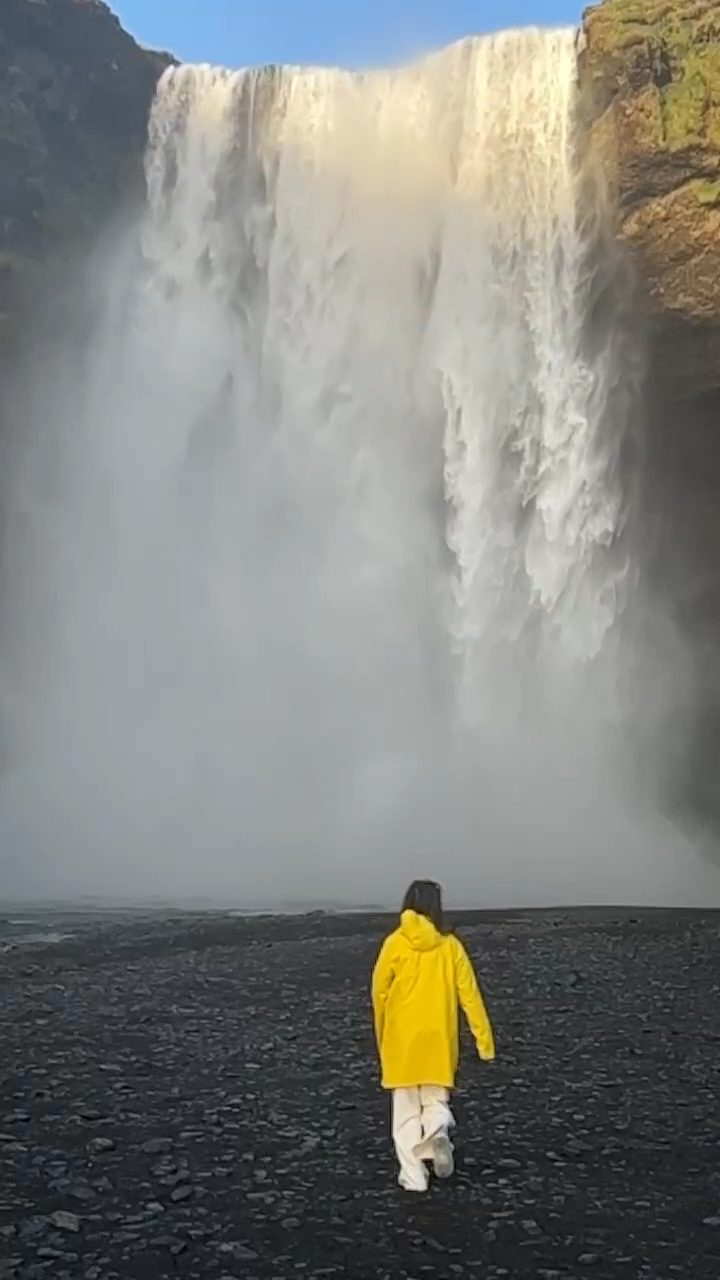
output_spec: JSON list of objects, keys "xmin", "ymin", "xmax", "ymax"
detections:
[{"xmin": 371, "ymin": 880, "xmax": 495, "ymax": 1192}]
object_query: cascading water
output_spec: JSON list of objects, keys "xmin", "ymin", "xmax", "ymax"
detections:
[
  {"xmin": 148, "ymin": 33, "xmax": 631, "ymax": 678},
  {"xmin": 0, "ymin": 28, "xmax": 716, "ymax": 906}
]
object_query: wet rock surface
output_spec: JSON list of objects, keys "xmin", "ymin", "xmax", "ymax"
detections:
[{"xmin": 1, "ymin": 907, "xmax": 719, "ymax": 1278}]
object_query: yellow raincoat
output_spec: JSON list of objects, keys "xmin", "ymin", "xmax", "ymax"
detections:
[{"xmin": 371, "ymin": 909, "xmax": 495, "ymax": 1089}]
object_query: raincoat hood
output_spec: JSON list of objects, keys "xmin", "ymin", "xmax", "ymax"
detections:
[{"xmin": 399, "ymin": 908, "xmax": 443, "ymax": 951}]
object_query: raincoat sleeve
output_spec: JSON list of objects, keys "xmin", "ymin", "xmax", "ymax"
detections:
[
  {"xmin": 371, "ymin": 937, "xmax": 397, "ymax": 1049},
  {"xmin": 453, "ymin": 937, "xmax": 496, "ymax": 1061}
]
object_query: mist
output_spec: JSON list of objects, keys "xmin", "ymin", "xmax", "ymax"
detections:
[{"xmin": 1, "ymin": 32, "xmax": 719, "ymax": 909}]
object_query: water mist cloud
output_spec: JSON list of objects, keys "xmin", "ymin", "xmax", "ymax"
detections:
[{"xmin": 0, "ymin": 31, "xmax": 718, "ymax": 909}]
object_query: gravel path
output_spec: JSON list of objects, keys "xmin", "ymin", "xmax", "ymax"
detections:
[{"xmin": 1, "ymin": 908, "xmax": 719, "ymax": 1279}]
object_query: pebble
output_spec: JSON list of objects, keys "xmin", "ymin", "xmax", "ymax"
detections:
[
  {"xmin": 67, "ymin": 1184, "xmax": 96, "ymax": 1202},
  {"xmin": 49, "ymin": 1211, "xmax": 80, "ymax": 1234},
  {"xmin": 142, "ymin": 1137, "xmax": 174, "ymax": 1155},
  {"xmin": 86, "ymin": 1138, "xmax": 115, "ymax": 1156},
  {"xmin": 218, "ymin": 1243, "xmax": 260, "ymax": 1260},
  {"xmin": 169, "ymin": 1185, "xmax": 193, "ymax": 1203}
]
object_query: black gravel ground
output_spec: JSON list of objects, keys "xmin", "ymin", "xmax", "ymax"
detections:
[{"xmin": 1, "ymin": 908, "xmax": 720, "ymax": 1280}]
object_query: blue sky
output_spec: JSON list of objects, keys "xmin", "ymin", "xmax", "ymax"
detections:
[{"xmin": 114, "ymin": 1, "xmax": 583, "ymax": 69}]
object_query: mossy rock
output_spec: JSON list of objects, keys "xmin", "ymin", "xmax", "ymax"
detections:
[
  {"xmin": 581, "ymin": 0, "xmax": 720, "ymax": 396},
  {"xmin": 583, "ymin": 0, "xmax": 720, "ymax": 154},
  {"xmin": 689, "ymin": 175, "xmax": 720, "ymax": 202}
]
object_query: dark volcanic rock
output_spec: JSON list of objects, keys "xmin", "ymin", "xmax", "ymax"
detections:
[
  {"xmin": 0, "ymin": 908, "xmax": 719, "ymax": 1278},
  {"xmin": 0, "ymin": 0, "xmax": 172, "ymax": 367}
]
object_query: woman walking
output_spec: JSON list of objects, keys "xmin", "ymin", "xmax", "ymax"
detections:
[{"xmin": 371, "ymin": 880, "xmax": 495, "ymax": 1192}]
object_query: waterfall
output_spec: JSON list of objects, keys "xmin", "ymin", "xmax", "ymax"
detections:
[
  {"xmin": 1, "ymin": 28, "xmax": 714, "ymax": 907},
  {"xmin": 138, "ymin": 32, "xmax": 636, "ymax": 720}
]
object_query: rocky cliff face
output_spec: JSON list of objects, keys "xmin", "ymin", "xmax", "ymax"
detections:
[
  {"xmin": 580, "ymin": 0, "xmax": 720, "ymax": 399},
  {"xmin": 0, "ymin": 0, "xmax": 172, "ymax": 367},
  {"xmin": 579, "ymin": 1, "xmax": 720, "ymax": 837}
]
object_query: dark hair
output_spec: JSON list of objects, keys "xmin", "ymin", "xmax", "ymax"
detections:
[{"xmin": 402, "ymin": 880, "xmax": 446, "ymax": 933}]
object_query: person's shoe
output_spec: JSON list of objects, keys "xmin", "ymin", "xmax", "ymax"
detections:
[
  {"xmin": 431, "ymin": 1134, "xmax": 454, "ymax": 1180},
  {"xmin": 398, "ymin": 1171, "xmax": 428, "ymax": 1193}
]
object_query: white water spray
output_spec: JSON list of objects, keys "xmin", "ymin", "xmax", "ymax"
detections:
[{"xmin": 0, "ymin": 28, "xmax": 715, "ymax": 906}]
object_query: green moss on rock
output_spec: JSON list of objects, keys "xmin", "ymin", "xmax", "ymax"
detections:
[
  {"xmin": 659, "ymin": 44, "xmax": 720, "ymax": 150},
  {"xmin": 660, "ymin": 68, "xmax": 708, "ymax": 147},
  {"xmin": 583, "ymin": 0, "xmax": 720, "ymax": 152},
  {"xmin": 689, "ymin": 175, "xmax": 720, "ymax": 202},
  {"xmin": 580, "ymin": 0, "xmax": 720, "ymax": 396}
]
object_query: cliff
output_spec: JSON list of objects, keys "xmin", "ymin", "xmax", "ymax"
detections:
[
  {"xmin": 580, "ymin": 0, "xmax": 720, "ymax": 399},
  {"xmin": 0, "ymin": 0, "xmax": 172, "ymax": 367},
  {"xmin": 3, "ymin": 0, "xmax": 720, "ymax": 403}
]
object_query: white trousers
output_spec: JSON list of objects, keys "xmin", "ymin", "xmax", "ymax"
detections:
[{"xmin": 391, "ymin": 1086, "xmax": 455, "ymax": 1191}]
